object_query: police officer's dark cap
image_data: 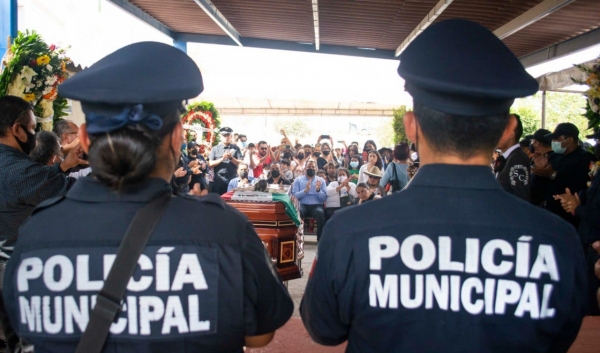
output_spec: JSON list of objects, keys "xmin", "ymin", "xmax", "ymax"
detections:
[
  {"xmin": 545, "ymin": 123, "xmax": 579, "ymax": 140},
  {"xmin": 220, "ymin": 127, "xmax": 233, "ymax": 134},
  {"xmin": 58, "ymin": 42, "xmax": 203, "ymax": 134},
  {"xmin": 397, "ymin": 19, "xmax": 538, "ymax": 116},
  {"xmin": 188, "ymin": 141, "xmax": 198, "ymax": 149},
  {"xmin": 531, "ymin": 129, "xmax": 552, "ymax": 145}
]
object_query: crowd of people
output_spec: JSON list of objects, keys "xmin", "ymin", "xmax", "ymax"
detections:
[{"xmin": 1, "ymin": 18, "xmax": 600, "ymax": 353}]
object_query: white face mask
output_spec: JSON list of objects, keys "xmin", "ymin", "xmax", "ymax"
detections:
[{"xmin": 338, "ymin": 175, "xmax": 347, "ymax": 183}]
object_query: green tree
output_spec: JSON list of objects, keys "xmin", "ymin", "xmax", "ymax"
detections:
[
  {"xmin": 392, "ymin": 106, "xmax": 410, "ymax": 145},
  {"xmin": 273, "ymin": 117, "xmax": 312, "ymax": 140}
]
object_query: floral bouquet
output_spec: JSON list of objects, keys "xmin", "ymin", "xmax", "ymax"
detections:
[
  {"xmin": 572, "ymin": 58, "xmax": 600, "ymax": 130},
  {"xmin": 0, "ymin": 30, "xmax": 71, "ymax": 131},
  {"xmin": 181, "ymin": 101, "xmax": 221, "ymax": 146}
]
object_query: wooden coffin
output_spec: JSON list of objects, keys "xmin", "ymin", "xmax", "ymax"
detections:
[{"xmin": 224, "ymin": 200, "xmax": 301, "ymax": 281}]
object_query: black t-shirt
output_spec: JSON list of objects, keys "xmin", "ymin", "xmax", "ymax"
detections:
[
  {"xmin": 4, "ymin": 177, "xmax": 293, "ymax": 353},
  {"xmin": 266, "ymin": 177, "xmax": 291, "ymax": 186}
]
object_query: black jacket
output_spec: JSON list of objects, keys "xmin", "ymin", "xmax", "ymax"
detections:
[{"xmin": 496, "ymin": 147, "xmax": 531, "ymax": 202}]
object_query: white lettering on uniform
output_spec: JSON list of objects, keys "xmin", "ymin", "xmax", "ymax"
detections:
[
  {"xmin": 76, "ymin": 255, "xmax": 103, "ymax": 291},
  {"xmin": 494, "ymin": 280, "xmax": 521, "ymax": 314},
  {"xmin": 188, "ymin": 295, "xmax": 210, "ymax": 332},
  {"xmin": 425, "ymin": 274, "xmax": 448, "ymax": 310},
  {"xmin": 401, "ymin": 235, "xmax": 436, "ymax": 271},
  {"xmin": 42, "ymin": 296, "xmax": 62, "ymax": 334},
  {"xmin": 369, "ymin": 274, "xmax": 398, "ymax": 309},
  {"xmin": 439, "ymin": 237, "xmax": 464, "ymax": 272},
  {"xmin": 127, "ymin": 296, "xmax": 138, "ymax": 335},
  {"xmin": 514, "ymin": 282, "xmax": 539, "ymax": 319},
  {"xmin": 461, "ymin": 278, "xmax": 483, "ymax": 315},
  {"xmin": 19, "ymin": 296, "xmax": 41, "ymax": 332},
  {"xmin": 17, "ymin": 257, "xmax": 43, "ymax": 292},
  {"xmin": 540, "ymin": 284, "xmax": 556, "ymax": 318},
  {"xmin": 103, "ymin": 254, "xmax": 116, "ymax": 280},
  {"xmin": 481, "ymin": 240, "xmax": 514, "ymax": 276},
  {"xmin": 515, "ymin": 236, "xmax": 532, "ymax": 278},
  {"xmin": 44, "ymin": 255, "xmax": 74, "ymax": 292},
  {"xmin": 64, "ymin": 295, "xmax": 88, "ymax": 334},
  {"xmin": 369, "ymin": 236, "xmax": 399, "ymax": 270},
  {"xmin": 139, "ymin": 296, "xmax": 165, "ymax": 335},
  {"xmin": 465, "ymin": 239, "xmax": 480, "ymax": 274},
  {"xmin": 171, "ymin": 254, "xmax": 208, "ymax": 291},
  {"xmin": 484, "ymin": 279, "xmax": 496, "ymax": 314},
  {"xmin": 156, "ymin": 247, "xmax": 174, "ymax": 292},
  {"xmin": 162, "ymin": 296, "xmax": 189, "ymax": 334},
  {"xmin": 529, "ymin": 245, "xmax": 560, "ymax": 282},
  {"xmin": 450, "ymin": 275, "xmax": 460, "ymax": 312},
  {"xmin": 400, "ymin": 274, "xmax": 423, "ymax": 308},
  {"xmin": 128, "ymin": 255, "xmax": 153, "ymax": 292},
  {"xmin": 110, "ymin": 302, "xmax": 128, "ymax": 334}
]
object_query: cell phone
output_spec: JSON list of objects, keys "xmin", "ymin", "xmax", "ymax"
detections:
[
  {"xmin": 337, "ymin": 140, "xmax": 344, "ymax": 143},
  {"xmin": 322, "ymin": 135, "xmax": 330, "ymax": 139},
  {"xmin": 286, "ymin": 145, "xmax": 291, "ymax": 149}
]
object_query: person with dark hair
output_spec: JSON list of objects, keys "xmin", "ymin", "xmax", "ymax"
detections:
[
  {"xmin": 534, "ymin": 123, "xmax": 594, "ymax": 228},
  {"xmin": 249, "ymin": 140, "xmax": 273, "ymax": 179},
  {"xmin": 30, "ymin": 131, "xmax": 62, "ymax": 166},
  {"xmin": 280, "ymin": 158, "xmax": 294, "ymax": 180},
  {"xmin": 355, "ymin": 182, "xmax": 381, "ymax": 204},
  {"xmin": 3, "ymin": 42, "xmax": 292, "ymax": 353},
  {"xmin": 302, "ymin": 19, "xmax": 586, "ymax": 352},
  {"xmin": 495, "ymin": 114, "xmax": 531, "ymax": 202},
  {"xmin": 292, "ymin": 160, "xmax": 327, "ymax": 241},
  {"xmin": 380, "ymin": 143, "xmax": 410, "ymax": 193},
  {"xmin": 361, "ymin": 139, "xmax": 377, "ymax": 162},
  {"xmin": 357, "ymin": 149, "xmax": 383, "ymax": 184},
  {"xmin": 0, "ymin": 95, "xmax": 84, "ymax": 352},
  {"xmin": 325, "ymin": 167, "xmax": 358, "ymax": 220},
  {"xmin": 266, "ymin": 162, "xmax": 291, "ymax": 187},
  {"xmin": 529, "ymin": 128, "xmax": 554, "ymax": 207},
  {"xmin": 52, "ymin": 119, "xmax": 81, "ymax": 155},
  {"xmin": 227, "ymin": 162, "xmax": 256, "ymax": 191},
  {"xmin": 347, "ymin": 154, "xmax": 362, "ymax": 183},
  {"xmin": 208, "ymin": 127, "xmax": 243, "ymax": 195}
]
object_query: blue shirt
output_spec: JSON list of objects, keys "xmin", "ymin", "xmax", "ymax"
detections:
[
  {"xmin": 227, "ymin": 177, "xmax": 256, "ymax": 192},
  {"xmin": 292, "ymin": 175, "xmax": 327, "ymax": 205}
]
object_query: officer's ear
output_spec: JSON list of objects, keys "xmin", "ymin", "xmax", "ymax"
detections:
[
  {"xmin": 498, "ymin": 114, "xmax": 518, "ymax": 148},
  {"xmin": 404, "ymin": 111, "xmax": 417, "ymax": 143},
  {"xmin": 80, "ymin": 123, "xmax": 90, "ymax": 154}
]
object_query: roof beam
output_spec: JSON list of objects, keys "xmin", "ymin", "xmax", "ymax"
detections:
[
  {"xmin": 106, "ymin": 0, "xmax": 174, "ymax": 38},
  {"xmin": 312, "ymin": 0, "xmax": 320, "ymax": 50},
  {"xmin": 192, "ymin": 0, "xmax": 242, "ymax": 46},
  {"xmin": 494, "ymin": 0, "xmax": 576, "ymax": 40},
  {"xmin": 176, "ymin": 33, "xmax": 397, "ymax": 60},
  {"xmin": 519, "ymin": 27, "xmax": 600, "ymax": 68},
  {"xmin": 394, "ymin": 0, "xmax": 454, "ymax": 57}
]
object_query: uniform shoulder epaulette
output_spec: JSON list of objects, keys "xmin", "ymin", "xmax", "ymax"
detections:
[{"xmin": 31, "ymin": 196, "xmax": 66, "ymax": 215}]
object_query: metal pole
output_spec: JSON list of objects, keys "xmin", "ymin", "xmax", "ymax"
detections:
[
  {"xmin": 541, "ymin": 90, "xmax": 546, "ymax": 129},
  {"xmin": 0, "ymin": 0, "xmax": 18, "ymax": 61}
]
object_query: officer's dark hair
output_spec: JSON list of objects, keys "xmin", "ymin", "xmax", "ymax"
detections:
[
  {"xmin": 258, "ymin": 140, "xmax": 267, "ymax": 146},
  {"xmin": 53, "ymin": 119, "xmax": 72, "ymax": 139},
  {"xmin": 519, "ymin": 139, "xmax": 530, "ymax": 148},
  {"xmin": 512, "ymin": 114, "xmax": 523, "ymax": 142},
  {"xmin": 30, "ymin": 131, "xmax": 61, "ymax": 165},
  {"xmin": 394, "ymin": 143, "xmax": 410, "ymax": 161},
  {"xmin": 363, "ymin": 140, "xmax": 377, "ymax": 151},
  {"xmin": 0, "ymin": 96, "xmax": 33, "ymax": 136},
  {"xmin": 87, "ymin": 110, "xmax": 180, "ymax": 190},
  {"xmin": 413, "ymin": 101, "xmax": 510, "ymax": 159}
]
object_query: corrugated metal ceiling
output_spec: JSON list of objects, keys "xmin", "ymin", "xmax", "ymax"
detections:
[{"xmin": 122, "ymin": 0, "xmax": 600, "ymax": 60}]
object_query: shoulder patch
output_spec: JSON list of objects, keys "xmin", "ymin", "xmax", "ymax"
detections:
[{"xmin": 31, "ymin": 196, "xmax": 65, "ymax": 215}]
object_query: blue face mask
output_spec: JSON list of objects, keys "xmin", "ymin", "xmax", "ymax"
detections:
[
  {"xmin": 240, "ymin": 141, "xmax": 247, "ymax": 148},
  {"xmin": 350, "ymin": 161, "xmax": 359, "ymax": 168},
  {"xmin": 551, "ymin": 140, "xmax": 566, "ymax": 154}
]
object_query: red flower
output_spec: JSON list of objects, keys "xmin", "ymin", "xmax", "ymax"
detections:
[
  {"xmin": 49, "ymin": 44, "xmax": 56, "ymax": 51},
  {"xmin": 29, "ymin": 59, "xmax": 37, "ymax": 66}
]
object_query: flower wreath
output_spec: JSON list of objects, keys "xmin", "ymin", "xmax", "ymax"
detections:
[
  {"xmin": 0, "ymin": 30, "xmax": 71, "ymax": 131},
  {"xmin": 181, "ymin": 101, "xmax": 221, "ymax": 148},
  {"xmin": 572, "ymin": 57, "xmax": 600, "ymax": 130}
]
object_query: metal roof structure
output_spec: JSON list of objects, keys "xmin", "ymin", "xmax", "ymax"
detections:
[{"xmin": 107, "ymin": 0, "xmax": 600, "ymax": 68}]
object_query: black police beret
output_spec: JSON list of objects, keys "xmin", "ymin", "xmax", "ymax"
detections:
[
  {"xmin": 59, "ymin": 42, "xmax": 203, "ymax": 104},
  {"xmin": 398, "ymin": 19, "xmax": 538, "ymax": 116}
]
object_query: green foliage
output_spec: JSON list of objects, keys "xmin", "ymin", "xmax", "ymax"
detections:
[
  {"xmin": 273, "ymin": 117, "xmax": 312, "ymax": 139},
  {"xmin": 392, "ymin": 106, "xmax": 410, "ymax": 145},
  {"xmin": 184, "ymin": 101, "xmax": 221, "ymax": 146},
  {"xmin": 510, "ymin": 102, "xmax": 539, "ymax": 138},
  {"xmin": 52, "ymin": 96, "xmax": 69, "ymax": 121}
]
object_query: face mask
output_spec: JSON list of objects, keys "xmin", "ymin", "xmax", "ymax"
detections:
[
  {"xmin": 240, "ymin": 141, "xmax": 247, "ymax": 148},
  {"xmin": 313, "ymin": 152, "xmax": 321, "ymax": 158},
  {"xmin": 271, "ymin": 170, "xmax": 280, "ymax": 178},
  {"xmin": 306, "ymin": 169, "xmax": 316, "ymax": 177},
  {"xmin": 350, "ymin": 161, "xmax": 359, "ymax": 168},
  {"xmin": 338, "ymin": 175, "xmax": 347, "ymax": 183},
  {"xmin": 297, "ymin": 153, "xmax": 305, "ymax": 159},
  {"xmin": 552, "ymin": 140, "xmax": 566, "ymax": 154},
  {"xmin": 411, "ymin": 152, "xmax": 418, "ymax": 161},
  {"xmin": 322, "ymin": 150, "xmax": 330, "ymax": 156},
  {"xmin": 18, "ymin": 125, "xmax": 36, "ymax": 155},
  {"xmin": 239, "ymin": 171, "xmax": 248, "ymax": 179}
]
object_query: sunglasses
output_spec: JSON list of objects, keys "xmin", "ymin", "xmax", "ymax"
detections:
[{"xmin": 260, "ymin": 147, "xmax": 268, "ymax": 150}]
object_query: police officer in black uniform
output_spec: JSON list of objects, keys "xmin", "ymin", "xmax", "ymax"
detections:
[
  {"xmin": 209, "ymin": 127, "xmax": 243, "ymax": 195},
  {"xmin": 3, "ymin": 42, "xmax": 293, "ymax": 353},
  {"xmin": 301, "ymin": 19, "xmax": 587, "ymax": 352}
]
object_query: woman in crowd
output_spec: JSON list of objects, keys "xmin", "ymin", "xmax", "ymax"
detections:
[
  {"xmin": 348, "ymin": 155, "xmax": 362, "ymax": 183},
  {"xmin": 356, "ymin": 182, "xmax": 381, "ymax": 204},
  {"xmin": 380, "ymin": 143, "xmax": 411, "ymax": 194},
  {"xmin": 362, "ymin": 140, "xmax": 377, "ymax": 161},
  {"xmin": 364, "ymin": 166, "xmax": 386, "ymax": 197},
  {"xmin": 325, "ymin": 167, "xmax": 358, "ymax": 220},
  {"xmin": 293, "ymin": 147, "xmax": 307, "ymax": 178},
  {"xmin": 358, "ymin": 150, "xmax": 383, "ymax": 184},
  {"xmin": 344, "ymin": 144, "xmax": 360, "ymax": 168},
  {"xmin": 267, "ymin": 162, "xmax": 291, "ymax": 187},
  {"xmin": 317, "ymin": 142, "xmax": 338, "ymax": 170}
]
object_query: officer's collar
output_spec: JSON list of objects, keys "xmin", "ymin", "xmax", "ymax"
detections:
[
  {"xmin": 66, "ymin": 177, "xmax": 171, "ymax": 202},
  {"xmin": 408, "ymin": 164, "xmax": 501, "ymax": 190}
]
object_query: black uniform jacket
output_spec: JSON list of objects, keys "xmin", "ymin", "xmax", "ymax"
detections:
[
  {"xmin": 576, "ymin": 169, "xmax": 600, "ymax": 245},
  {"xmin": 3, "ymin": 177, "xmax": 293, "ymax": 353},
  {"xmin": 496, "ymin": 147, "xmax": 531, "ymax": 202},
  {"xmin": 301, "ymin": 164, "xmax": 586, "ymax": 353}
]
